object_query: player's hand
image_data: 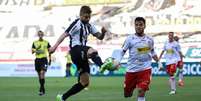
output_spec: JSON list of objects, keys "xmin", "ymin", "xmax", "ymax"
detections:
[
  {"xmin": 158, "ymin": 62, "xmax": 165, "ymax": 71},
  {"xmin": 101, "ymin": 27, "xmax": 107, "ymax": 34},
  {"xmin": 48, "ymin": 59, "xmax": 51, "ymax": 66},
  {"xmin": 48, "ymin": 47, "xmax": 56, "ymax": 54}
]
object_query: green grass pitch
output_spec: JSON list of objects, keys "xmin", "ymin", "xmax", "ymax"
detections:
[{"xmin": 0, "ymin": 76, "xmax": 200, "ymax": 101}]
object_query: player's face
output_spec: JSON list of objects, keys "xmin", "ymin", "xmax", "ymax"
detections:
[
  {"xmin": 168, "ymin": 32, "xmax": 174, "ymax": 42},
  {"xmin": 174, "ymin": 36, "xmax": 179, "ymax": 41},
  {"xmin": 38, "ymin": 32, "xmax": 44, "ymax": 39},
  {"xmin": 135, "ymin": 20, "xmax": 145, "ymax": 36},
  {"xmin": 80, "ymin": 13, "xmax": 91, "ymax": 24}
]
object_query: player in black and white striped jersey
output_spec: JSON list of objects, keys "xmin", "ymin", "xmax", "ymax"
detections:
[{"xmin": 49, "ymin": 5, "xmax": 110, "ymax": 101}]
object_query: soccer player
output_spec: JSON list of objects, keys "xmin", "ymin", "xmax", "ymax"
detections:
[
  {"xmin": 159, "ymin": 32, "xmax": 182, "ymax": 95},
  {"xmin": 103, "ymin": 17, "xmax": 160, "ymax": 101},
  {"xmin": 174, "ymin": 36, "xmax": 184, "ymax": 86},
  {"xmin": 32, "ymin": 30, "xmax": 51, "ymax": 96},
  {"xmin": 48, "ymin": 5, "xmax": 110, "ymax": 101}
]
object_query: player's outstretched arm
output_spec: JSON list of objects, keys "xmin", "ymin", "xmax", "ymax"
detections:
[
  {"xmin": 94, "ymin": 27, "xmax": 110, "ymax": 40},
  {"xmin": 159, "ymin": 50, "xmax": 164, "ymax": 60},
  {"xmin": 152, "ymin": 55, "xmax": 164, "ymax": 71},
  {"xmin": 49, "ymin": 33, "xmax": 69, "ymax": 54},
  {"xmin": 152, "ymin": 55, "xmax": 159, "ymax": 63}
]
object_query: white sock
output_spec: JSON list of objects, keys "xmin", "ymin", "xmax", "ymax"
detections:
[
  {"xmin": 138, "ymin": 97, "xmax": 145, "ymax": 101},
  {"xmin": 169, "ymin": 76, "xmax": 176, "ymax": 91},
  {"xmin": 178, "ymin": 69, "xmax": 184, "ymax": 81}
]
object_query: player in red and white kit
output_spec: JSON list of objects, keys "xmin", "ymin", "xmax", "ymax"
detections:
[
  {"xmin": 103, "ymin": 17, "xmax": 161, "ymax": 101},
  {"xmin": 159, "ymin": 32, "xmax": 183, "ymax": 95}
]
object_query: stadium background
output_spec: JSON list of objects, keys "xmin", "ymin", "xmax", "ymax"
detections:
[{"xmin": 0, "ymin": 0, "xmax": 201, "ymax": 77}]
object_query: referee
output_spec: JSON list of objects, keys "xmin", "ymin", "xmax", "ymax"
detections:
[{"xmin": 32, "ymin": 30, "xmax": 51, "ymax": 96}]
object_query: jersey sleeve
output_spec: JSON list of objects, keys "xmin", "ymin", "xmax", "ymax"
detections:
[
  {"xmin": 47, "ymin": 42, "xmax": 51, "ymax": 48},
  {"xmin": 163, "ymin": 41, "xmax": 167, "ymax": 51},
  {"xmin": 32, "ymin": 42, "xmax": 35, "ymax": 49},
  {"xmin": 150, "ymin": 37, "xmax": 156, "ymax": 56},
  {"xmin": 122, "ymin": 36, "xmax": 130, "ymax": 52},
  {"xmin": 176, "ymin": 42, "xmax": 181, "ymax": 52},
  {"xmin": 90, "ymin": 24, "xmax": 98, "ymax": 35}
]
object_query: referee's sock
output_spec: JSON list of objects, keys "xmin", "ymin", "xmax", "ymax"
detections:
[
  {"xmin": 62, "ymin": 82, "xmax": 85, "ymax": 100},
  {"xmin": 39, "ymin": 79, "xmax": 45, "ymax": 92}
]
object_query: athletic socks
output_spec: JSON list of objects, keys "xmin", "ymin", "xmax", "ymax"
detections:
[
  {"xmin": 62, "ymin": 82, "xmax": 85, "ymax": 100},
  {"xmin": 66, "ymin": 70, "xmax": 71, "ymax": 77},
  {"xmin": 39, "ymin": 79, "xmax": 45, "ymax": 92},
  {"xmin": 138, "ymin": 97, "xmax": 145, "ymax": 101},
  {"xmin": 169, "ymin": 76, "xmax": 176, "ymax": 91},
  {"xmin": 91, "ymin": 55, "xmax": 103, "ymax": 67}
]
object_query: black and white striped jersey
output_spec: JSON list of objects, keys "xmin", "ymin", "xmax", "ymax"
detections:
[{"xmin": 65, "ymin": 19, "xmax": 98, "ymax": 47}]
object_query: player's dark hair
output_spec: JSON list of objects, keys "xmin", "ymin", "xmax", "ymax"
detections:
[
  {"xmin": 169, "ymin": 32, "xmax": 174, "ymax": 36},
  {"xmin": 80, "ymin": 5, "xmax": 92, "ymax": 16},
  {"xmin": 169, "ymin": 32, "xmax": 174, "ymax": 34},
  {"xmin": 135, "ymin": 17, "xmax": 146, "ymax": 24},
  {"xmin": 38, "ymin": 30, "xmax": 43, "ymax": 33}
]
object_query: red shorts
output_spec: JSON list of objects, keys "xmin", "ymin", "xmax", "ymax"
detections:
[
  {"xmin": 124, "ymin": 69, "xmax": 151, "ymax": 97},
  {"xmin": 166, "ymin": 64, "xmax": 177, "ymax": 76},
  {"xmin": 177, "ymin": 61, "xmax": 183, "ymax": 69}
]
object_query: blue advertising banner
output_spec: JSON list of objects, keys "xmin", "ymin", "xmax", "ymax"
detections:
[
  {"xmin": 0, "ymin": 62, "xmax": 200, "ymax": 77},
  {"xmin": 90, "ymin": 62, "xmax": 201, "ymax": 76},
  {"xmin": 185, "ymin": 48, "xmax": 201, "ymax": 58}
]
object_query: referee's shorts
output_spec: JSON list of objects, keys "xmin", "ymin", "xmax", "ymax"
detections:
[{"xmin": 34, "ymin": 57, "xmax": 48, "ymax": 72}]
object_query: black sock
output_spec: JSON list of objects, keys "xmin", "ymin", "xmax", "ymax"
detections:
[
  {"xmin": 91, "ymin": 55, "xmax": 103, "ymax": 67},
  {"xmin": 39, "ymin": 79, "xmax": 45, "ymax": 92},
  {"xmin": 62, "ymin": 82, "xmax": 85, "ymax": 100}
]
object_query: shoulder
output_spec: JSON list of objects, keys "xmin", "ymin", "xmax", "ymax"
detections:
[
  {"xmin": 127, "ymin": 34, "xmax": 135, "ymax": 40},
  {"xmin": 145, "ymin": 34, "xmax": 153, "ymax": 40},
  {"xmin": 164, "ymin": 40, "xmax": 168, "ymax": 44},
  {"xmin": 43, "ymin": 40, "xmax": 48, "ymax": 42},
  {"xmin": 42, "ymin": 40, "xmax": 49, "ymax": 44},
  {"xmin": 124, "ymin": 35, "xmax": 133, "ymax": 42},
  {"xmin": 68, "ymin": 19, "xmax": 81, "ymax": 29},
  {"xmin": 70, "ymin": 19, "xmax": 80, "ymax": 25},
  {"xmin": 174, "ymin": 41, "xmax": 180, "ymax": 46},
  {"xmin": 33, "ymin": 40, "xmax": 38, "ymax": 43},
  {"xmin": 174, "ymin": 41, "xmax": 179, "ymax": 44}
]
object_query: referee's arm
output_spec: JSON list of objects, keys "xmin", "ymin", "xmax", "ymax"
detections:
[{"xmin": 32, "ymin": 43, "xmax": 36, "ymax": 54}]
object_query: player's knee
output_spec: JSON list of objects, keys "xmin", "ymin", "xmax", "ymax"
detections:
[
  {"xmin": 88, "ymin": 51, "xmax": 98, "ymax": 58},
  {"xmin": 79, "ymin": 77, "xmax": 90, "ymax": 87},
  {"xmin": 168, "ymin": 71, "xmax": 175, "ymax": 76},
  {"xmin": 179, "ymin": 69, "xmax": 183, "ymax": 73},
  {"xmin": 80, "ymin": 81, "xmax": 88, "ymax": 86},
  {"xmin": 80, "ymin": 82, "xmax": 89, "ymax": 87},
  {"xmin": 169, "ymin": 73, "xmax": 174, "ymax": 76}
]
